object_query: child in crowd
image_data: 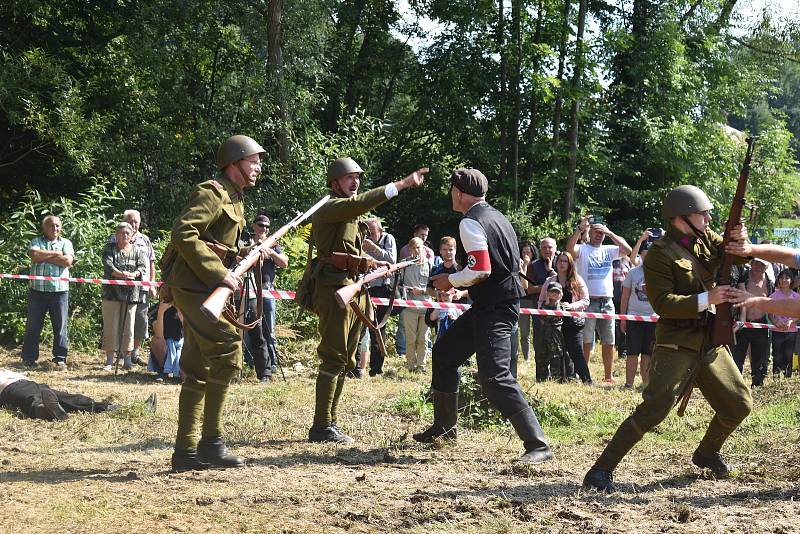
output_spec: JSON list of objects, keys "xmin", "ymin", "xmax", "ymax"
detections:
[
  {"xmin": 402, "ymin": 237, "xmax": 431, "ymax": 372},
  {"xmin": 148, "ymin": 301, "xmax": 183, "ymax": 383},
  {"xmin": 769, "ymin": 268, "xmax": 799, "ymax": 378},
  {"xmin": 426, "ymin": 236, "xmax": 468, "ymax": 341},
  {"xmin": 540, "ymin": 282, "xmax": 570, "ymax": 381}
]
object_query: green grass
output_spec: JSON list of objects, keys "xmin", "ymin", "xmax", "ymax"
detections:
[{"xmin": 1, "ymin": 345, "xmax": 799, "ymax": 533}]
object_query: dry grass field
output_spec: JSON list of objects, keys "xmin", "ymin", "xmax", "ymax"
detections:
[{"xmin": 0, "ymin": 338, "xmax": 798, "ymax": 534}]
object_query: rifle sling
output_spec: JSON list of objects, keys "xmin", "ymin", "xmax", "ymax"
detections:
[
  {"xmin": 348, "ymin": 287, "xmax": 388, "ymax": 361},
  {"xmin": 222, "ymin": 254, "xmax": 264, "ymax": 330},
  {"xmin": 374, "ymin": 270, "xmax": 402, "ymax": 330}
]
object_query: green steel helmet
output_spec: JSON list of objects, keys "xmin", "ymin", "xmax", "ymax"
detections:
[
  {"xmin": 326, "ymin": 157, "xmax": 364, "ymax": 184},
  {"xmin": 216, "ymin": 135, "xmax": 266, "ymax": 170},
  {"xmin": 661, "ymin": 185, "xmax": 713, "ymax": 219}
]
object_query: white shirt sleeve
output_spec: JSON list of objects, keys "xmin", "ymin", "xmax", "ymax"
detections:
[
  {"xmin": 449, "ymin": 218, "xmax": 491, "ymax": 287},
  {"xmin": 697, "ymin": 291, "xmax": 709, "ymax": 311}
]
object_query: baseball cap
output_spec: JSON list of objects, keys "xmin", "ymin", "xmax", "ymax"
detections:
[{"xmin": 547, "ymin": 281, "xmax": 563, "ymax": 293}]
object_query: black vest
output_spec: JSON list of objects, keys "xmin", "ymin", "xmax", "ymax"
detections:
[{"xmin": 463, "ymin": 202, "xmax": 526, "ymax": 306}]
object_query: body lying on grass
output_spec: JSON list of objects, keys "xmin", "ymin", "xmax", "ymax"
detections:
[{"xmin": 0, "ymin": 368, "xmax": 156, "ymax": 421}]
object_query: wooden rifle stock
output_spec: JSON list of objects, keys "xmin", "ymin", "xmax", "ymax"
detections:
[
  {"xmin": 200, "ymin": 195, "xmax": 330, "ymax": 323},
  {"xmin": 712, "ymin": 137, "xmax": 755, "ymax": 347},
  {"xmin": 334, "ymin": 257, "xmax": 421, "ymax": 310}
]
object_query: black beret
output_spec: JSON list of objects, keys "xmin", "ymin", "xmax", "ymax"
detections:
[{"xmin": 449, "ymin": 168, "xmax": 488, "ymax": 197}]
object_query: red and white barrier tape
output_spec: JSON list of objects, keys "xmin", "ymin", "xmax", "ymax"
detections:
[
  {"xmin": 260, "ymin": 289, "xmax": 773, "ymax": 330},
  {"xmin": 1, "ymin": 273, "xmax": 161, "ymax": 287},
  {"xmin": 0, "ymin": 273, "xmax": 774, "ymax": 329}
]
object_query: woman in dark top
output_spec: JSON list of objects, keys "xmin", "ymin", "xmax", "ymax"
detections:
[{"xmin": 539, "ymin": 252, "xmax": 592, "ymax": 383}]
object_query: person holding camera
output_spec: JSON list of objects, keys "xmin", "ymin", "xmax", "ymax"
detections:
[
  {"xmin": 566, "ymin": 216, "xmax": 632, "ymax": 384},
  {"xmin": 242, "ymin": 214, "xmax": 289, "ymax": 384}
]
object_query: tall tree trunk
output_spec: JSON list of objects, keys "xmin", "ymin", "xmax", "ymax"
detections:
[
  {"xmin": 522, "ymin": 0, "xmax": 544, "ymax": 187},
  {"xmin": 551, "ymin": 0, "xmax": 571, "ymax": 171},
  {"xmin": 497, "ymin": 0, "xmax": 508, "ymax": 184},
  {"xmin": 321, "ymin": 0, "xmax": 368, "ymax": 132},
  {"xmin": 563, "ymin": 0, "xmax": 587, "ymax": 218},
  {"xmin": 267, "ymin": 0, "xmax": 289, "ymax": 164},
  {"xmin": 510, "ymin": 0, "xmax": 521, "ymax": 207}
]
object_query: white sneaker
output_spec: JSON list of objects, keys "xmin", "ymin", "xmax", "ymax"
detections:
[{"xmin": 102, "ymin": 364, "xmax": 113, "ymax": 372}]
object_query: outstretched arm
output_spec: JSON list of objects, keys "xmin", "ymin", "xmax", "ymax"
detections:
[{"xmin": 728, "ymin": 287, "xmax": 800, "ymax": 317}]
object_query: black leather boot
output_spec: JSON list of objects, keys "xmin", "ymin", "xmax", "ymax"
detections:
[
  {"xmin": 583, "ymin": 468, "xmax": 616, "ymax": 493},
  {"xmin": 509, "ymin": 407, "xmax": 554, "ymax": 464},
  {"xmin": 308, "ymin": 424, "xmax": 355, "ymax": 444},
  {"xmin": 171, "ymin": 450, "xmax": 211, "ymax": 472},
  {"xmin": 33, "ymin": 388, "xmax": 68, "ymax": 421},
  {"xmin": 197, "ymin": 436, "xmax": 245, "ymax": 468},
  {"xmin": 413, "ymin": 390, "xmax": 458, "ymax": 443},
  {"xmin": 692, "ymin": 450, "xmax": 731, "ymax": 478}
]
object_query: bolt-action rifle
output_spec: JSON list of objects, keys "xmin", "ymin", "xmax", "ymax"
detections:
[
  {"xmin": 712, "ymin": 136, "xmax": 755, "ymax": 348},
  {"xmin": 334, "ymin": 256, "xmax": 421, "ymax": 361},
  {"xmin": 676, "ymin": 137, "xmax": 755, "ymax": 417},
  {"xmin": 200, "ymin": 195, "xmax": 330, "ymax": 323},
  {"xmin": 334, "ymin": 256, "xmax": 421, "ymax": 310}
]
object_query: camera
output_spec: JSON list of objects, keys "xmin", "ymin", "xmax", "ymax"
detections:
[
  {"xmin": 588, "ymin": 215, "xmax": 605, "ymax": 225},
  {"xmin": 647, "ymin": 227, "xmax": 664, "ymax": 242}
]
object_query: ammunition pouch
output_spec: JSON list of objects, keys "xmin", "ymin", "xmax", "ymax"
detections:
[
  {"xmin": 295, "ymin": 257, "xmax": 320, "ymax": 315},
  {"xmin": 203, "ymin": 239, "xmax": 237, "ymax": 268},
  {"xmin": 321, "ymin": 252, "xmax": 375, "ymax": 278}
]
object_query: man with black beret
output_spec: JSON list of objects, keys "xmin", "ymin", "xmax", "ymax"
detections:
[{"xmin": 414, "ymin": 168, "xmax": 554, "ymax": 465}]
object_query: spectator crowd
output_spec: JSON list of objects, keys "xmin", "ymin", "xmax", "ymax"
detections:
[{"xmin": 14, "ymin": 209, "xmax": 800, "ymax": 391}]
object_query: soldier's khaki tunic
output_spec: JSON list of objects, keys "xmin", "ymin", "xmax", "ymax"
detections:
[
  {"xmin": 162, "ymin": 175, "xmax": 245, "ymax": 450},
  {"xmin": 593, "ymin": 225, "xmax": 752, "ymax": 471},
  {"xmin": 310, "ymin": 186, "xmax": 391, "ymax": 427}
]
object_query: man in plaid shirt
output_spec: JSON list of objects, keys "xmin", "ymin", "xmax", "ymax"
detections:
[{"xmin": 21, "ymin": 215, "xmax": 74, "ymax": 369}]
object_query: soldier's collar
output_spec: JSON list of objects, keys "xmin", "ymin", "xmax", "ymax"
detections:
[
  {"xmin": 217, "ymin": 175, "xmax": 244, "ymax": 201},
  {"xmin": 666, "ymin": 225, "xmax": 699, "ymax": 249}
]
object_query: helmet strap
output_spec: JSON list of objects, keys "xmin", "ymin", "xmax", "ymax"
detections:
[
  {"xmin": 680, "ymin": 214, "xmax": 704, "ymax": 238},
  {"xmin": 330, "ymin": 177, "xmax": 349, "ymax": 198},
  {"xmin": 234, "ymin": 160, "xmax": 250, "ymax": 185}
]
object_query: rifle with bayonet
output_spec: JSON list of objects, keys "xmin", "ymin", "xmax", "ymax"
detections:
[{"xmin": 201, "ymin": 195, "xmax": 330, "ymax": 323}]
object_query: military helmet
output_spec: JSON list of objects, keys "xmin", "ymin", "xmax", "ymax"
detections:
[
  {"xmin": 661, "ymin": 185, "xmax": 713, "ymax": 219},
  {"xmin": 216, "ymin": 135, "xmax": 266, "ymax": 170},
  {"xmin": 326, "ymin": 157, "xmax": 364, "ymax": 184}
]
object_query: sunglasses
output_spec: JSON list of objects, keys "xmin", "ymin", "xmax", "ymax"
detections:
[{"xmin": 255, "ymin": 223, "xmax": 269, "ymax": 228}]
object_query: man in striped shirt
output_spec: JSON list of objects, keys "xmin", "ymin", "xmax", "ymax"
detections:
[{"xmin": 21, "ymin": 215, "xmax": 74, "ymax": 369}]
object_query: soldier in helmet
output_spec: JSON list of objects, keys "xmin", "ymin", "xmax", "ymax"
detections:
[
  {"xmin": 307, "ymin": 157, "xmax": 427, "ymax": 444},
  {"xmin": 161, "ymin": 135, "xmax": 266, "ymax": 472},
  {"xmin": 583, "ymin": 184, "xmax": 752, "ymax": 493}
]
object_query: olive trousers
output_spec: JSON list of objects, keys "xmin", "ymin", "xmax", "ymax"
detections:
[
  {"xmin": 313, "ymin": 283, "xmax": 367, "ymax": 427},
  {"xmin": 593, "ymin": 343, "xmax": 752, "ymax": 471},
  {"xmin": 171, "ymin": 287, "xmax": 242, "ymax": 452}
]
